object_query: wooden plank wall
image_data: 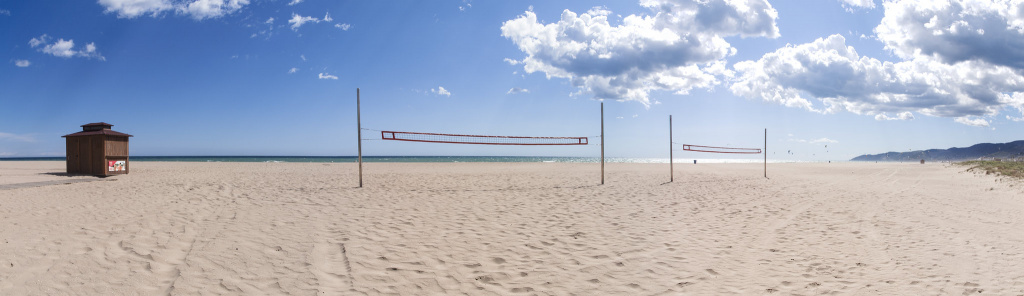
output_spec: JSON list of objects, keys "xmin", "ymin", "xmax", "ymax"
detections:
[
  {"xmin": 66, "ymin": 137, "xmax": 80, "ymax": 173},
  {"xmin": 91, "ymin": 135, "xmax": 103, "ymax": 175},
  {"xmin": 105, "ymin": 137, "xmax": 128, "ymax": 156}
]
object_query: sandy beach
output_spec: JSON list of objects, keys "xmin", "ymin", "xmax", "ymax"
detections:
[{"xmin": 1, "ymin": 161, "xmax": 1022, "ymax": 295}]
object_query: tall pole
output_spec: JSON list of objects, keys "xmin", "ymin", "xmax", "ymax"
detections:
[
  {"xmin": 600, "ymin": 102, "xmax": 605, "ymax": 185},
  {"xmin": 764, "ymin": 128, "xmax": 767, "ymax": 179},
  {"xmin": 669, "ymin": 115, "xmax": 673, "ymax": 182},
  {"xmin": 357, "ymin": 88, "xmax": 363, "ymax": 188}
]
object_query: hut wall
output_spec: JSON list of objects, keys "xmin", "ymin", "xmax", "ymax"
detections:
[
  {"xmin": 66, "ymin": 137, "xmax": 80, "ymax": 173},
  {"xmin": 104, "ymin": 136, "xmax": 130, "ymax": 174},
  {"xmin": 105, "ymin": 137, "xmax": 129, "ymax": 157},
  {"xmin": 91, "ymin": 135, "xmax": 104, "ymax": 175}
]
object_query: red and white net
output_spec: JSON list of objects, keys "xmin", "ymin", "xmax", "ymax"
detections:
[
  {"xmin": 679, "ymin": 144, "xmax": 761, "ymax": 154},
  {"xmin": 381, "ymin": 131, "xmax": 588, "ymax": 145}
]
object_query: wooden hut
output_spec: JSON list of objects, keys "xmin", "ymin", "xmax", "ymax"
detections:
[{"xmin": 62, "ymin": 122, "xmax": 133, "ymax": 176}]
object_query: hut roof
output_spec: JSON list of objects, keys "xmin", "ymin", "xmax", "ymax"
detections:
[
  {"xmin": 82, "ymin": 122, "xmax": 114, "ymax": 128},
  {"xmin": 62, "ymin": 130, "xmax": 134, "ymax": 138}
]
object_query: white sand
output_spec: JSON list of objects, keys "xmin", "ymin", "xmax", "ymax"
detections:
[{"xmin": 1, "ymin": 161, "xmax": 1022, "ymax": 295}]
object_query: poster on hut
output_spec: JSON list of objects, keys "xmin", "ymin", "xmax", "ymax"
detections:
[{"xmin": 108, "ymin": 161, "xmax": 126, "ymax": 172}]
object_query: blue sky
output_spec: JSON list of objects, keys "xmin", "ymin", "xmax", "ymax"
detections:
[{"xmin": 2, "ymin": 0, "xmax": 1023, "ymax": 160}]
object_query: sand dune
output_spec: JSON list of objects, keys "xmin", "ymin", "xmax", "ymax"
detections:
[{"xmin": 1, "ymin": 161, "xmax": 1023, "ymax": 295}]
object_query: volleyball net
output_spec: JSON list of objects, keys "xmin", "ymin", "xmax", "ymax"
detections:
[
  {"xmin": 678, "ymin": 143, "xmax": 761, "ymax": 154},
  {"xmin": 380, "ymin": 131, "xmax": 589, "ymax": 146}
]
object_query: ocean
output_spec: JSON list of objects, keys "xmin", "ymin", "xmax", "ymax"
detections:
[{"xmin": 0, "ymin": 156, "xmax": 816, "ymax": 163}]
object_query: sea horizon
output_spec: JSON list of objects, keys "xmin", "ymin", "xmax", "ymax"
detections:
[{"xmin": 0, "ymin": 155, "xmax": 840, "ymax": 164}]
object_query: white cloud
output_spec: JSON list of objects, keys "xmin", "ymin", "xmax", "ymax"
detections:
[
  {"xmin": 954, "ymin": 117, "xmax": 990, "ymax": 127},
  {"xmin": 29, "ymin": 35, "xmax": 105, "ymax": 60},
  {"xmin": 98, "ymin": 0, "xmax": 248, "ymax": 20},
  {"xmin": 14, "ymin": 60, "xmax": 30, "ymax": 67},
  {"xmin": 731, "ymin": 1, "xmax": 1024, "ymax": 126},
  {"xmin": 300, "ymin": 54, "xmax": 306, "ymax": 61},
  {"xmin": 180, "ymin": 0, "xmax": 249, "ymax": 20},
  {"xmin": 0, "ymin": 132, "xmax": 36, "ymax": 142},
  {"xmin": 43, "ymin": 39, "xmax": 77, "ymax": 58},
  {"xmin": 876, "ymin": 0, "xmax": 1024, "ymax": 70},
  {"xmin": 318, "ymin": 73, "xmax": 338, "ymax": 80},
  {"xmin": 288, "ymin": 13, "xmax": 320, "ymax": 31},
  {"xmin": 288, "ymin": 67, "xmax": 298, "ymax": 74},
  {"xmin": 501, "ymin": 0, "xmax": 779, "ymax": 106},
  {"xmin": 810, "ymin": 138, "xmax": 838, "ymax": 144},
  {"xmin": 288, "ymin": 0, "xmax": 302, "ymax": 6},
  {"xmin": 287, "ymin": 12, "xmax": 345, "ymax": 32},
  {"xmin": 874, "ymin": 111, "xmax": 915, "ymax": 121},
  {"xmin": 0, "ymin": 9, "xmax": 11, "ymax": 16},
  {"xmin": 265, "ymin": 17, "xmax": 274, "ymax": 24},
  {"xmin": 97, "ymin": 0, "xmax": 173, "ymax": 18},
  {"xmin": 431, "ymin": 86, "xmax": 451, "ymax": 97},
  {"xmin": 503, "ymin": 58, "xmax": 522, "ymax": 65},
  {"xmin": 839, "ymin": 0, "xmax": 875, "ymax": 10},
  {"xmin": 731, "ymin": 34, "xmax": 1024, "ymax": 121},
  {"xmin": 507, "ymin": 87, "xmax": 529, "ymax": 95},
  {"xmin": 29, "ymin": 34, "xmax": 50, "ymax": 47}
]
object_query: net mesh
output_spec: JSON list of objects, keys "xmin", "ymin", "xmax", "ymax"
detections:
[
  {"xmin": 381, "ymin": 131, "xmax": 588, "ymax": 145},
  {"xmin": 679, "ymin": 144, "xmax": 761, "ymax": 154}
]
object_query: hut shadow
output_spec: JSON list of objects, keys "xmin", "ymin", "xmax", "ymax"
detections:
[{"xmin": 40, "ymin": 172, "xmax": 105, "ymax": 178}]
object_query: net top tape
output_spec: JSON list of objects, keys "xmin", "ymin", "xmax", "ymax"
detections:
[
  {"xmin": 381, "ymin": 131, "xmax": 588, "ymax": 145},
  {"xmin": 680, "ymin": 144, "xmax": 762, "ymax": 154}
]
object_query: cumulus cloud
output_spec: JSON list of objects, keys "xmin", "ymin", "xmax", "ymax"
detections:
[
  {"xmin": 288, "ymin": 13, "xmax": 321, "ymax": 31},
  {"xmin": 14, "ymin": 60, "xmax": 30, "ymax": 67},
  {"xmin": 288, "ymin": 0, "xmax": 302, "ymax": 6},
  {"xmin": 432, "ymin": 86, "xmax": 451, "ymax": 97},
  {"xmin": 181, "ymin": 0, "xmax": 249, "ymax": 20},
  {"xmin": 318, "ymin": 73, "xmax": 337, "ymax": 80},
  {"xmin": 28, "ymin": 35, "xmax": 49, "ymax": 47},
  {"xmin": 839, "ymin": 0, "xmax": 875, "ymax": 10},
  {"xmin": 286, "ymin": 12, "xmax": 347, "ymax": 32},
  {"xmin": 98, "ymin": 0, "xmax": 249, "ymax": 20},
  {"xmin": 29, "ymin": 35, "xmax": 105, "ymax": 60},
  {"xmin": 507, "ymin": 87, "xmax": 529, "ymax": 95},
  {"xmin": 876, "ymin": 0, "xmax": 1024, "ymax": 70},
  {"xmin": 501, "ymin": 0, "xmax": 779, "ymax": 106},
  {"xmin": 874, "ymin": 111, "xmax": 915, "ymax": 121},
  {"xmin": 730, "ymin": 0, "xmax": 1024, "ymax": 127},
  {"xmin": 288, "ymin": 67, "xmax": 298, "ymax": 74},
  {"xmin": 731, "ymin": 34, "xmax": 1024, "ymax": 126},
  {"xmin": 954, "ymin": 117, "xmax": 990, "ymax": 127},
  {"xmin": 97, "ymin": 0, "xmax": 173, "ymax": 18},
  {"xmin": 0, "ymin": 9, "xmax": 11, "ymax": 16}
]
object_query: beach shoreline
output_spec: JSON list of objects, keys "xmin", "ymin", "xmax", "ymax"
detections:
[{"xmin": 1, "ymin": 161, "xmax": 1022, "ymax": 294}]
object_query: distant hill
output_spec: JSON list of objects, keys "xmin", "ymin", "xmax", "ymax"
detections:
[{"xmin": 851, "ymin": 140, "xmax": 1024, "ymax": 162}]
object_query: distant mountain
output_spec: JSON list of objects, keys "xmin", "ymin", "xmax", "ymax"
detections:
[{"xmin": 851, "ymin": 140, "xmax": 1024, "ymax": 162}]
